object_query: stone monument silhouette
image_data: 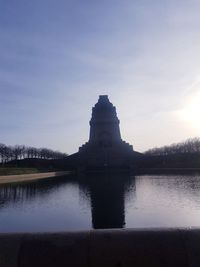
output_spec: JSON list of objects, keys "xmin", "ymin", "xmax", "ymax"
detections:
[{"xmin": 78, "ymin": 95, "xmax": 134, "ymax": 171}]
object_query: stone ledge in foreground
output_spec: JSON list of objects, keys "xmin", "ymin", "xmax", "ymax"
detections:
[{"xmin": 0, "ymin": 228, "xmax": 200, "ymax": 267}]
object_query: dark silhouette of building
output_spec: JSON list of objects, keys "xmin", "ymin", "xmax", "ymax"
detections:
[
  {"xmin": 63, "ymin": 95, "xmax": 142, "ymax": 172},
  {"xmin": 78, "ymin": 95, "xmax": 135, "ymax": 171}
]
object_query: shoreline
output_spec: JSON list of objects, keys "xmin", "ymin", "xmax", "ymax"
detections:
[
  {"xmin": 138, "ymin": 168, "xmax": 200, "ymax": 175},
  {"xmin": 0, "ymin": 171, "xmax": 71, "ymax": 185}
]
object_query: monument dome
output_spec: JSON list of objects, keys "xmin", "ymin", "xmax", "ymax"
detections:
[{"xmin": 78, "ymin": 95, "xmax": 133, "ymax": 170}]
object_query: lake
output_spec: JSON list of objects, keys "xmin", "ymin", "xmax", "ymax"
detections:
[{"xmin": 0, "ymin": 173, "xmax": 200, "ymax": 232}]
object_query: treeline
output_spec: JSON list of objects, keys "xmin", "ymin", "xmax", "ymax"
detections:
[
  {"xmin": 0, "ymin": 143, "xmax": 68, "ymax": 163},
  {"xmin": 145, "ymin": 138, "xmax": 200, "ymax": 156}
]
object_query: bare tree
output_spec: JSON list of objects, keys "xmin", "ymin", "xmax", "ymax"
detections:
[
  {"xmin": 145, "ymin": 138, "xmax": 200, "ymax": 156},
  {"xmin": 0, "ymin": 143, "xmax": 68, "ymax": 163}
]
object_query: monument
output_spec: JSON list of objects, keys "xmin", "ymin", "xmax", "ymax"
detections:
[{"xmin": 78, "ymin": 95, "xmax": 134, "ymax": 171}]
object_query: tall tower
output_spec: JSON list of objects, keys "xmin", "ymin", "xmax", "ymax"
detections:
[
  {"xmin": 79, "ymin": 95, "xmax": 133, "ymax": 170},
  {"xmin": 89, "ymin": 95, "xmax": 121, "ymax": 146}
]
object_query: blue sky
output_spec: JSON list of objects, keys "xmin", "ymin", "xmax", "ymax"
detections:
[{"xmin": 0, "ymin": 0, "xmax": 200, "ymax": 154}]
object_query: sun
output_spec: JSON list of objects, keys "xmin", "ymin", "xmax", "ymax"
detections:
[{"xmin": 179, "ymin": 91, "xmax": 200, "ymax": 130}]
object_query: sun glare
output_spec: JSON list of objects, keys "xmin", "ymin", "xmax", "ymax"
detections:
[{"xmin": 179, "ymin": 91, "xmax": 200, "ymax": 129}]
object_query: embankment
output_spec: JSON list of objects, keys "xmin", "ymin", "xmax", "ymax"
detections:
[{"xmin": 0, "ymin": 171, "xmax": 70, "ymax": 185}]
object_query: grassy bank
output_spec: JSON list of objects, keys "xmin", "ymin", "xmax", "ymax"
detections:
[{"xmin": 0, "ymin": 167, "xmax": 40, "ymax": 176}]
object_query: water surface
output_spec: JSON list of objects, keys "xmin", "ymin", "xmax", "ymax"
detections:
[{"xmin": 0, "ymin": 174, "xmax": 200, "ymax": 232}]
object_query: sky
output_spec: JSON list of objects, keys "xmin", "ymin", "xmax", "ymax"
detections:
[{"xmin": 0, "ymin": 0, "xmax": 200, "ymax": 154}]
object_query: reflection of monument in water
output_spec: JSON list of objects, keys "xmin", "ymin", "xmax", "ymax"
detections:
[
  {"xmin": 78, "ymin": 95, "xmax": 140, "ymax": 171},
  {"xmin": 80, "ymin": 174, "xmax": 136, "ymax": 229}
]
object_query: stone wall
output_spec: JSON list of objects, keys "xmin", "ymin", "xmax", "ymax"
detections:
[{"xmin": 1, "ymin": 228, "xmax": 200, "ymax": 267}]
